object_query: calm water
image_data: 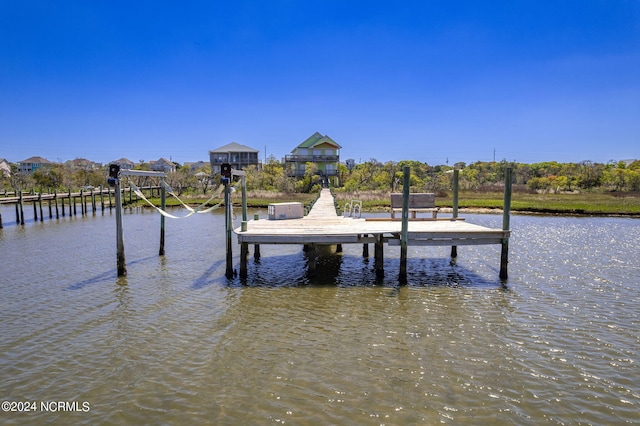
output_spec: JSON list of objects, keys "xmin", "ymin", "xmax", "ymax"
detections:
[{"xmin": 1, "ymin": 205, "xmax": 639, "ymax": 425}]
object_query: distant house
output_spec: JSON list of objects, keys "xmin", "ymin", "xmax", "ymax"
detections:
[
  {"xmin": 184, "ymin": 161, "xmax": 208, "ymax": 172},
  {"xmin": 150, "ymin": 157, "xmax": 176, "ymax": 173},
  {"xmin": 110, "ymin": 158, "xmax": 136, "ymax": 170},
  {"xmin": 0, "ymin": 158, "xmax": 11, "ymax": 177},
  {"xmin": 209, "ymin": 142, "xmax": 261, "ymax": 175},
  {"xmin": 17, "ymin": 156, "xmax": 54, "ymax": 174},
  {"xmin": 64, "ymin": 158, "xmax": 102, "ymax": 170},
  {"xmin": 285, "ymin": 132, "xmax": 341, "ymax": 184}
]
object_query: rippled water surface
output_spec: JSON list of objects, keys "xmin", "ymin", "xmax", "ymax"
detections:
[{"xmin": 1, "ymin": 207, "xmax": 639, "ymax": 425}]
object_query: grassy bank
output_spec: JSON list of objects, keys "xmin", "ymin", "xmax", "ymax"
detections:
[
  {"xmin": 455, "ymin": 191, "xmax": 640, "ymax": 216},
  {"xmin": 130, "ymin": 189, "xmax": 640, "ymax": 217},
  {"xmin": 333, "ymin": 190, "xmax": 640, "ymax": 216}
]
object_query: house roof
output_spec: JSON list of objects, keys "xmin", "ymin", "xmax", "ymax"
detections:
[
  {"xmin": 65, "ymin": 158, "xmax": 96, "ymax": 167},
  {"xmin": 19, "ymin": 156, "xmax": 52, "ymax": 164},
  {"xmin": 210, "ymin": 142, "xmax": 259, "ymax": 154},
  {"xmin": 294, "ymin": 132, "xmax": 342, "ymax": 151},
  {"xmin": 113, "ymin": 158, "xmax": 135, "ymax": 165}
]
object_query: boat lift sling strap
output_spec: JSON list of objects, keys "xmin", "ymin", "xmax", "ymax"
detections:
[{"xmin": 127, "ymin": 180, "xmax": 239, "ymax": 219}]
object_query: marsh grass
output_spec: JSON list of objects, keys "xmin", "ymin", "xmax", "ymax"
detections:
[
  {"xmin": 454, "ymin": 191, "xmax": 640, "ymax": 215},
  {"xmin": 334, "ymin": 190, "xmax": 640, "ymax": 216}
]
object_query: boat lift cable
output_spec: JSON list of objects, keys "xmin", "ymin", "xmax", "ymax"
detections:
[
  {"xmin": 127, "ymin": 180, "xmax": 240, "ymax": 219},
  {"xmin": 128, "ymin": 182, "xmax": 197, "ymax": 219},
  {"xmin": 161, "ymin": 181, "xmax": 228, "ymax": 214}
]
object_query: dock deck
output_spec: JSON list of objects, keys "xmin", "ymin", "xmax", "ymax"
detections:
[
  {"xmin": 44, "ymin": 163, "xmax": 509, "ymax": 281},
  {"xmin": 235, "ymin": 189, "xmax": 509, "ymax": 246}
]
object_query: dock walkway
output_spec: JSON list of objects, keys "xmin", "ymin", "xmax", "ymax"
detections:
[{"xmin": 234, "ymin": 189, "xmax": 510, "ymax": 279}]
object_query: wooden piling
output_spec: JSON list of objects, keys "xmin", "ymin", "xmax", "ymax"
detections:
[
  {"xmin": 451, "ymin": 169, "xmax": 459, "ymax": 261},
  {"xmin": 32, "ymin": 195, "xmax": 38, "ymax": 221},
  {"xmin": 241, "ymin": 175, "xmax": 248, "ymax": 232},
  {"xmin": 227, "ymin": 169, "xmax": 249, "ymax": 278},
  {"xmin": 38, "ymin": 193, "xmax": 44, "ymax": 222},
  {"xmin": 399, "ymin": 166, "xmax": 410, "ymax": 284},
  {"xmin": 307, "ymin": 243, "xmax": 317, "ymax": 273},
  {"xmin": 159, "ymin": 180, "xmax": 166, "ymax": 256},
  {"xmin": 240, "ymin": 243, "xmax": 248, "ymax": 279},
  {"xmin": 251, "ymin": 215, "xmax": 261, "ymax": 260},
  {"xmin": 19, "ymin": 191, "xmax": 25, "ymax": 225},
  {"xmin": 375, "ymin": 234, "xmax": 384, "ymax": 277},
  {"xmin": 114, "ymin": 179, "xmax": 127, "ymax": 277},
  {"xmin": 224, "ymin": 178, "xmax": 234, "ymax": 279},
  {"xmin": 500, "ymin": 167, "xmax": 512, "ymax": 281},
  {"xmin": 54, "ymin": 192, "xmax": 59, "ymax": 219}
]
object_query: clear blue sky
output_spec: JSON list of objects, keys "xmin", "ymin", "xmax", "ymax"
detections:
[{"xmin": 1, "ymin": 1, "xmax": 639, "ymax": 166}]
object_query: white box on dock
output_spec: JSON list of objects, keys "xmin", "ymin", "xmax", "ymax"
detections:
[{"xmin": 268, "ymin": 202, "xmax": 304, "ymax": 220}]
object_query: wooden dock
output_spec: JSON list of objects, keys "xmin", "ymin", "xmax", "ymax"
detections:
[
  {"xmin": 234, "ymin": 187, "xmax": 511, "ymax": 281},
  {"xmin": 236, "ymin": 189, "xmax": 508, "ymax": 245}
]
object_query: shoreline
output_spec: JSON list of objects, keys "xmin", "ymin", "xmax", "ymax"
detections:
[{"xmin": 119, "ymin": 192, "xmax": 640, "ymax": 219}]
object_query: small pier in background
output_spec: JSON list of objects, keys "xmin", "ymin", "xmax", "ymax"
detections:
[
  {"xmin": 0, "ymin": 186, "xmax": 161, "ymax": 228},
  {"xmin": 234, "ymin": 167, "xmax": 512, "ymax": 283}
]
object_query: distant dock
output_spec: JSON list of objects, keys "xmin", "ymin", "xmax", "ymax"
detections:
[{"xmin": 0, "ymin": 186, "xmax": 160, "ymax": 227}]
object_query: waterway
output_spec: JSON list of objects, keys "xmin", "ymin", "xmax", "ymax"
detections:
[{"xmin": 1, "ymin": 206, "xmax": 638, "ymax": 424}]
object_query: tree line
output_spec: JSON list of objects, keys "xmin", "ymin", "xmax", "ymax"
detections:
[
  {"xmin": 242, "ymin": 157, "xmax": 640, "ymax": 194},
  {"xmin": 1, "ymin": 161, "xmax": 212, "ymax": 195},
  {"xmin": 2, "ymin": 157, "xmax": 639, "ymax": 194}
]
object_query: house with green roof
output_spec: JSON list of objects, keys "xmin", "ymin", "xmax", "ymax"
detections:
[{"xmin": 285, "ymin": 132, "xmax": 341, "ymax": 185}]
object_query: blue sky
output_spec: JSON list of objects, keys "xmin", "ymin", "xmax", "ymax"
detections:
[{"xmin": 1, "ymin": 1, "xmax": 639, "ymax": 166}]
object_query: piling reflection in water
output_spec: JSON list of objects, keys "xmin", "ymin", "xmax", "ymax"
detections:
[{"xmin": 0, "ymin": 208, "xmax": 639, "ymax": 424}]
